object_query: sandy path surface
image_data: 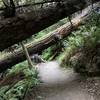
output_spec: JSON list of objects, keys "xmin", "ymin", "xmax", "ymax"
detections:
[
  {"xmin": 26, "ymin": 73, "xmax": 100, "ymax": 100},
  {"xmin": 35, "ymin": 77, "xmax": 95, "ymax": 100},
  {"xmin": 25, "ymin": 66, "xmax": 100, "ymax": 100}
]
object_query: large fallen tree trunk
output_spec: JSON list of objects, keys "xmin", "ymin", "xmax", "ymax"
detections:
[
  {"xmin": 0, "ymin": 3, "xmax": 99, "ymax": 73},
  {"xmin": 0, "ymin": 0, "xmax": 99, "ymax": 51}
]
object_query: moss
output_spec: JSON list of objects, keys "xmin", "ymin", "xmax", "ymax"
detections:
[{"xmin": 59, "ymin": 12, "xmax": 100, "ymax": 75}]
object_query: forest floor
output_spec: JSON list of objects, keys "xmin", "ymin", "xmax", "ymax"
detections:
[{"xmin": 26, "ymin": 69, "xmax": 100, "ymax": 100}]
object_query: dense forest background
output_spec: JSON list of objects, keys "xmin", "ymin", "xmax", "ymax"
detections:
[{"xmin": 0, "ymin": 0, "xmax": 100, "ymax": 100}]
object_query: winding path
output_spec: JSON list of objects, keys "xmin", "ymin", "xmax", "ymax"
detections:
[{"xmin": 25, "ymin": 65, "xmax": 100, "ymax": 100}]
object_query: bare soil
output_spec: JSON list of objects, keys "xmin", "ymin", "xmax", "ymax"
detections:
[{"xmin": 26, "ymin": 69, "xmax": 100, "ymax": 100}]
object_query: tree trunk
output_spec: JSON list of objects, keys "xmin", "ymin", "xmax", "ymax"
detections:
[
  {"xmin": 0, "ymin": 0, "xmax": 98, "ymax": 51},
  {"xmin": 0, "ymin": 3, "xmax": 98, "ymax": 73}
]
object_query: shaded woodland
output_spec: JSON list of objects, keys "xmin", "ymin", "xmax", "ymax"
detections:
[{"xmin": 0, "ymin": 0, "xmax": 100, "ymax": 100}]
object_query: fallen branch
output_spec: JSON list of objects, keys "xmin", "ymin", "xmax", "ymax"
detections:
[
  {"xmin": 0, "ymin": 0, "xmax": 98, "ymax": 51},
  {"xmin": 0, "ymin": 3, "xmax": 99, "ymax": 73}
]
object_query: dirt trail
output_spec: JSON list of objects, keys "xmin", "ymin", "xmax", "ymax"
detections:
[
  {"xmin": 34, "ymin": 75, "xmax": 96, "ymax": 100},
  {"xmin": 27, "ymin": 74, "xmax": 100, "ymax": 100},
  {"xmin": 25, "ymin": 66, "xmax": 100, "ymax": 100},
  {"xmin": 36, "ymin": 81, "xmax": 94, "ymax": 100}
]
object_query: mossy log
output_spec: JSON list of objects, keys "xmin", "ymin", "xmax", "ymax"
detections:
[
  {"xmin": 0, "ymin": 3, "xmax": 98, "ymax": 73},
  {"xmin": 0, "ymin": 0, "xmax": 99, "ymax": 51}
]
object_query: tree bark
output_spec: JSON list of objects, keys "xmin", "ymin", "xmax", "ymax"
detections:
[
  {"xmin": 0, "ymin": 0, "xmax": 98, "ymax": 51},
  {"xmin": 0, "ymin": 3, "xmax": 98, "ymax": 73}
]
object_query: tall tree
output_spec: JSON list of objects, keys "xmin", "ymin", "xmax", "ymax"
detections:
[{"xmin": 2, "ymin": 0, "xmax": 15, "ymax": 18}]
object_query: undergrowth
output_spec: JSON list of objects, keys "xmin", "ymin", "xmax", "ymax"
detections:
[
  {"xmin": 0, "ymin": 61, "xmax": 39, "ymax": 100},
  {"xmin": 59, "ymin": 12, "xmax": 100, "ymax": 70},
  {"xmin": 0, "ymin": 11, "xmax": 99, "ymax": 100}
]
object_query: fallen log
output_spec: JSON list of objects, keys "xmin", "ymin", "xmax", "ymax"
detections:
[
  {"xmin": 0, "ymin": 0, "xmax": 98, "ymax": 51},
  {"xmin": 0, "ymin": 3, "xmax": 99, "ymax": 73}
]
